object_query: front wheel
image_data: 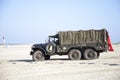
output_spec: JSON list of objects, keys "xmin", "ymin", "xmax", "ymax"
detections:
[
  {"xmin": 83, "ymin": 49, "xmax": 97, "ymax": 60},
  {"xmin": 68, "ymin": 49, "xmax": 81, "ymax": 60},
  {"xmin": 32, "ymin": 50, "xmax": 45, "ymax": 61}
]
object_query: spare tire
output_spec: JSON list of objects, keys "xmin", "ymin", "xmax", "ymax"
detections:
[{"xmin": 46, "ymin": 42, "xmax": 56, "ymax": 54}]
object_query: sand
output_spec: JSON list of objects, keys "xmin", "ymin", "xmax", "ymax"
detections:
[{"xmin": 0, "ymin": 44, "xmax": 120, "ymax": 80}]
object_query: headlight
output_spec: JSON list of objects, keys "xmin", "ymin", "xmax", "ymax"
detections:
[{"xmin": 31, "ymin": 45, "xmax": 35, "ymax": 49}]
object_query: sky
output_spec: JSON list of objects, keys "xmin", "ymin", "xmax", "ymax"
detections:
[{"xmin": 0, "ymin": 0, "xmax": 120, "ymax": 44}]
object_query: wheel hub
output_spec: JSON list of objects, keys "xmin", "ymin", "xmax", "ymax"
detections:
[
  {"xmin": 88, "ymin": 52, "xmax": 94, "ymax": 58},
  {"xmin": 36, "ymin": 54, "xmax": 42, "ymax": 59},
  {"xmin": 72, "ymin": 52, "xmax": 78, "ymax": 58}
]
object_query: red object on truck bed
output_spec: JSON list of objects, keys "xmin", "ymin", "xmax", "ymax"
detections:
[{"xmin": 107, "ymin": 34, "xmax": 114, "ymax": 51}]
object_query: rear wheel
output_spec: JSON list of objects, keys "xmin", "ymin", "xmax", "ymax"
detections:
[
  {"xmin": 68, "ymin": 49, "xmax": 81, "ymax": 60},
  {"xmin": 32, "ymin": 50, "xmax": 45, "ymax": 61},
  {"xmin": 83, "ymin": 49, "xmax": 97, "ymax": 60}
]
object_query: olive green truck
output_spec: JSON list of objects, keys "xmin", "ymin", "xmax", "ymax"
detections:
[{"xmin": 30, "ymin": 29, "xmax": 114, "ymax": 61}]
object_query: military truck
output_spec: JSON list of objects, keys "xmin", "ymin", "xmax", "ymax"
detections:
[{"xmin": 30, "ymin": 29, "xmax": 113, "ymax": 61}]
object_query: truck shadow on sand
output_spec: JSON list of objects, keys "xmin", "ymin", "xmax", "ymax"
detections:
[
  {"xmin": 8, "ymin": 60, "xmax": 33, "ymax": 63},
  {"xmin": 8, "ymin": 59, "xmax": 120, "ymax": 66},
  {"xmin": 103, "ymin": 63, "xmax": 120, "ymax": 66},
  {"xmin": 8, "ymin": 58, "xmax": 69, "ymax": 63}
]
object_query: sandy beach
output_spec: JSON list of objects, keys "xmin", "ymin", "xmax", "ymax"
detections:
[{"xmin": 0, "ymin": 44, "xmax": 120, "ymax": 80}]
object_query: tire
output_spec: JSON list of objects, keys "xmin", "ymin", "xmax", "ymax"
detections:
[
  {"xmin": 45, "ymin": 55, "xmax": 50, "ymax": 60},
  {"xmin": 68, "ymin": 49, "xmax": 81, "ymax": 60},
  {"xmin": 46, "ymin": 42, "xmax": 56, "ymax": 54},
  {"xmin": 32, "ymin": 50, "xmax": 45, "ymax": 61},
  {"xmin": 83, "ymin": 49, "xmax": 97, "ymax": 60}
]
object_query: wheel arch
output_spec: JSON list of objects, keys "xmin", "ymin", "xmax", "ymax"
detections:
[
  {"xmin": 32, "ymin": 47, "xmax": 47, "ymax": 55},
  {"xmin": 67, "ymin": 47, "xmax": 81, "ymax": 54},
  {"xmin": 67, "ymin": 46, "xmax": 99, "ymax": 55},
  {"xmin": 82, "ymin": 47, "xmax": 98, "ymax": 53}
]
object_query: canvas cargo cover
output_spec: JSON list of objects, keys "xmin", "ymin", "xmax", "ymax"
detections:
[{"xmin": 58, "ymin": 29, "xmax": 108, "ymax": 45}]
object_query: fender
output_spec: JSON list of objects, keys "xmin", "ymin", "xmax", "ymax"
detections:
[{"xmin": 32, "ymin": 44, "xmax": 47, "ymax": 55}]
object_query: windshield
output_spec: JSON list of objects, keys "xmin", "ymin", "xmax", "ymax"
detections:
[{"xmin": 48, "ymin": 34, "xmax": 59, "ymax": 44}]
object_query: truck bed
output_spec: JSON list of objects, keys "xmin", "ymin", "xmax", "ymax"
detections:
[{"xmin": 58, "ymin": 29, "xmax": 108, "ymax": 45}]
